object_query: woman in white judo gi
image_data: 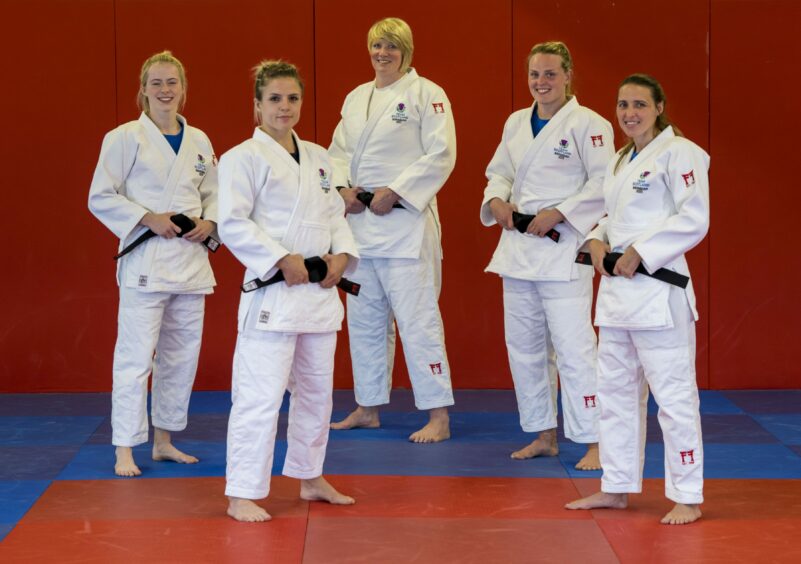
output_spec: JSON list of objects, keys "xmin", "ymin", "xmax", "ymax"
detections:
[
  {"xmin": 88, "ymin": 51, "xmax": 217, "ymax": 477},
  {"xmin": 480, "ymin": 41, "xmax": 614, "ymax": 469},
  {"xmin": 329, "ymin": 17, "xmax": 456, "ymax": 443},
  {"xmin": 219, "ymin": 61, "xmax": 359, "ymax": 522},
  {"xmin": 566, "ymin": 74, "xmax": 709, "ymax": 525}
]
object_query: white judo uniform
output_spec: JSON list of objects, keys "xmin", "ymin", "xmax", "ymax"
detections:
[
  {"xmin": 588, "ymin": 126, "xmax": 710, "ymax": 504},
  {"xmin": 88, "ymin": 112, "xmax": 217, "ymax": 447},
  {"xmin": 219, "ymin": 129, "xmax": 359, "ymax": 500},
  {"xmin": 329, "ymin": 68, "xmax": 456, "ymax": 410},
  {"xmin": 480, "ymin": 98, "xmax": 614, "ymax": 442}
]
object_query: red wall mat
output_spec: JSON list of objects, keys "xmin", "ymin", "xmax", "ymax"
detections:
[
  {"xmin": 512, "ymin": 0, "xmax": 711, "ymax": 387},
  {"xmin": 1, "ymin": 0, "xmax": 117, "ymax": 391},
  {"xmin": 709, "ymin": 0, "xmax": 801, "ymax": 388},
  {"xmin": 314, "ymin": 0, "xmax": 514, "ymax": 389}
]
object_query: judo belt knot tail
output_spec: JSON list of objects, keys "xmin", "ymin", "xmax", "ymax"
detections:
[
  {"xmin": 574, "ymin": 251, "xmax": 689, "ymax": 289},
  {"xmin": 356, "ymin": 191, "xmax": 405, "ymax": 211},
  {"xmin": 241, "ymin": 256, "xmax": 360, "ymax": 296},
  {"xmin": 511, "ymin": 211, "xmax": 560, "ymax": 242},
  {"xmin": 113, "ymin": 213, "xmax": 220, "ymax": 260}
]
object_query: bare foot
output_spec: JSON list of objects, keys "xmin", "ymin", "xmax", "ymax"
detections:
[
  {"xmin": 511, "ymin": 429, "xmax": 558, "ymax": 459},
  {"xmin": 114, "ymin": 446, "xmax": 141, "ymax": 477},
  {"xmin": 409, "ymin": 407, "xmax": 450, "ymax": 443},
  {"xmin": 300, "ymin": 476, "xmax": 355, "ymax": 505},
  {"xmin": 661, "ymin": 503, "xmax": 702, "ymax": 525},
  {"xmin": 151, "ymin": 427, "xmax": 199, "ymax": 463},
  {"xmin": 227, "ymin": 497, "xmax": 271, "ymax": 522},
  {"xmin": 565, "ymin": 491, "xmax": 628, "ymax": 510},
  {"xmin": 330, "ymin": 406, "xmax": 380, "ymax": 430},
  {"xmin": 575, "ymin": 443, "xmax": 601, "ymax": 470}
]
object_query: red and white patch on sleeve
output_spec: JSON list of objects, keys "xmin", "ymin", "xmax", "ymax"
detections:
[
  {"xmin": 429, "ymin": 362, "xmax": 443, "ymax": 375},
  {"xmin": 682, "ymin": 170, "xmax": 696, "ymax": 188},
  {"xmin": 432, "ymin": 102, "xmax": 445, "ymax": 114},
  {"xmin": 590, "ymin": 134, "xmax": 604, "ymax": 148}
]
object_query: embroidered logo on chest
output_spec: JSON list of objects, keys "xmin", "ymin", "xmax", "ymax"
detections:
[
  {"xmin": 553, "ymin": 139, "xmax": 572, "ymax": 159},
  {"xmin": 259, "ymin": 310, "xmax": 270, "ymax": 324},
  {"xmin": 682, "ymin": 170, "xmax": 696, "ymax": 188},
  {"xmin": 319, "ymin": 168, "xmax": 331, "ymax": 193},
  {"xmin": 591, "ymin": 134, "xmax": 604, "ymax": 148},
  {"xmin": 391, "ymin": 103, "xmax": 408, "ymax": 123},
  {"xmin": 195, "ymin": 154, "xmax": 207, "ymax": 176},
  {"xmin": 632, "ymin": 171, "xmax": 651, "ymax": 193}
]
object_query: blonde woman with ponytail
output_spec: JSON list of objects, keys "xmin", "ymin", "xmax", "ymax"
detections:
[
  {"xmin": 479, "ymin": 41, "xmax": 614, "ymax": 469},
  {"xmin": 217, "ymin": 60, "xmax": 359, "ymax": 522},
  {"xmin": 88, "ymin": 51, "xmax": 218, "ymax": 478},
  {"xmin": 567, "ymin": 74, "xmax": 710, "ymax": 525}
]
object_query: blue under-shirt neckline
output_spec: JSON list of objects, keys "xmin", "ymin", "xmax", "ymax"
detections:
[
  {"xmin": 530, "ymin": 109, "xmax": 550, "ymax": 138},
  {"xmin": 163, "ymin": 123, "xmax": 184, "ymax": 154}
]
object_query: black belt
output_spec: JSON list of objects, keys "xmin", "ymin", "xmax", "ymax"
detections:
[
  {"xmin": 511, "ymin": 212, "xmax": 560, "ymax": 242},
  {"xmin": 575, "ymin": 251, "xmax": 689, "ymax": 288},
  {"xmin": 356, "ymin": 191, "xmax": 405, "ymax": 210},
  {"xmin": 113, "ymin": 213, "xmax": 220, "ymax": 260},
  {"xmin": 242, "ymin": 256, "xmax": 361, "ymax": 296}
]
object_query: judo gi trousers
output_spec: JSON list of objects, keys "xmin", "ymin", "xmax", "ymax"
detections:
[
  {"xmin": 346, "ymin": 228, "xmax": 454, "ymax": 411},
  {"xmin": 112, "ymin": 287, "xmax": 205, "ymax": 447},
  {"xmin": 502, "ymin": 268, "xmax": 599, "ymax": 443},
  {"xmin": 598, "ymin": 288, "xmax": 704, "ymax": 504},
  {"xmin": 225, "ymin": 329, "xmax": 337, "ymax": 499}
]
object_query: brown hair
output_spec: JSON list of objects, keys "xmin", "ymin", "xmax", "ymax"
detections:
[
  {"xmin": 614, "ymin": 73, "xmax": 684, "ymax": 173},
  {"xmin": 253, "ymin": 60, "xmax": 304, "ymax": 101}
]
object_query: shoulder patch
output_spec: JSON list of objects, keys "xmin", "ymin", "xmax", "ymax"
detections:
[
  {"xmin": 432, "ymin": 102, "xmax": 445, "ymax": 114},
  {"xmin": 590, "ymin": 134, "xmax": 605, "ymax": 148},
  {"xmin": 682, "ymin": 170, "xmax": 696, "ymax": 188}
]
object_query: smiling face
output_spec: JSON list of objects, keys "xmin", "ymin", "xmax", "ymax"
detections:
[
  {"xmin": 141, "ymin": 62, "xmax": 184, "ymax": 116},
  {"xmin": 528, "ymin": 53, "xmax": 571, "ymax": 118},
  {"xmin": 370, "ymin": 37, "xmax": 404, "ymax": 85},
  {"xmin": 616, "ymin": 83, "xmax": 664, "ymax": 150},
  {"xmin": 256, "ymin": 76, "xmax": 302, "ymax": 141}
]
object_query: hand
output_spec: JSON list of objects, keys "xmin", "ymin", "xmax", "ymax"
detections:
[
  {"xmin": 339, "ymin": 187, "xmax": 366, "ymax": 215},
  {"xmin": 320, "ymin": 253, "xmax": 349, "ymax": 288},
  {"xmin": 184, "ymin": 218, "xmax": 215, "ymax": 243},
  {"xmin": 276, "ymin": 254, "xmax": 309, "ymax": 286},
  {"xmin": 140, "ymin": 212, "xmax": 181, "ymax": 238},
  {"xmin": 369, "ymin": 187, "xmax": 400, "ymax": 215},
  {"xmin": 526, "ymin": 208, "xmax": 564, "ymax": 237},
  {"xmin": 613, "ymin": 246, "xmax": 642, "ymax": 279},
  {"xmin": 588, "ymin": 239, "xmax": 611, "ymax": 276},
  {"xmin": 489, "ymin": 198, "xmax": 517, "ymax": 230}
]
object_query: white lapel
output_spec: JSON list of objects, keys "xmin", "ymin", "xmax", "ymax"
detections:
[
  {"xmin": 608, "ymin": 126, "xmax": 675, "ymax": 216},
  {"xmin": 253, "ymin": 128, "xmax": 307, "ymax": 248},
  {"xmin": 350, "ymin": 68, "xmax": 420, "ymax": 186},
  {"xmin": 139, "ymin": 113, "xmax": 196, "ymax": 212},
  {"xmin": 511, "ymin": 97, "xmax": 579, "ymax": 202}
]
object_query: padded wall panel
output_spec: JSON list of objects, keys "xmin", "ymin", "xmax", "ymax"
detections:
[
  {"xmin": 0, "ymin": 0, "xmax": 117, "ymax": 391},
  {"xmin": 709, "ymin": 0, "xmax": 801, "ymax": 388},
  {"xmin": 108, "ymin": 0, "xmax": 316, "ymax": 391},
  {"xmin": 315, "ymin": 0, "xmax": 514, "ymax": 389},
  {"xmin": 512, "ymin": 0, "xmax": 711, "ymax": 387}
]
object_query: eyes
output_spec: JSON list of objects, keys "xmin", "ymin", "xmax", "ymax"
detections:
[
  {"xmin": 267, "ymin": 94, "xmax": 301, "ymax": 103},
  {"xmin": 372, "ymin": 42, "xmax": 398, "ymax": 50},
  {"xmin": 617, "ymin": 100, "xmax": 650, "ymax": 109},
  {"xmin": 530, "ymin": 71, "xmax": 558, "ymax": 80},
  {"xmin": 148, "ymin": 79, "xmax": 179, "ymax": 88}
]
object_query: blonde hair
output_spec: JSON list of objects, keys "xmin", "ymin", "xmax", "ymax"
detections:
[
  {"xmin": 613, "ymin": 73, "xmax": 684, "ymax": 173},
  {"xmin": 367, "ymin": 17, "xmax": 414, "ymax": 73},
  {"xmin": 527, "ymin": 41, "xmax": 574, "ymax": 96},
  {"xmin": 137, "ymin": 50, "xmax": 187, "ymax": 112}
]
